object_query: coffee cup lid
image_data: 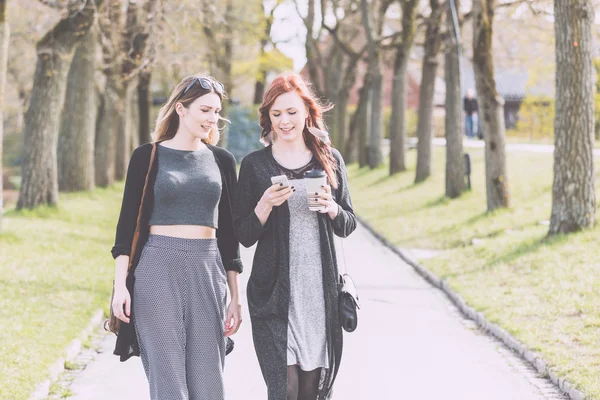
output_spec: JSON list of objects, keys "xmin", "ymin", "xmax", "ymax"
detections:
[{"xmin": 304, "ymin": 169, "xmax": 326, "ymax": 178}]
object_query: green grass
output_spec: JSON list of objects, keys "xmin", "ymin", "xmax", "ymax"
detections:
[
  {"xmin": 348, "ymin": 148, "xmax": 600, "ymax": 399},
  {"xmin": 0, "ymin": 185, "xmax": 123, "ymax": 400}
]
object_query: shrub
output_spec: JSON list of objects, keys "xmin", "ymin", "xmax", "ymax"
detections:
[
  {"xmin": 226, "ymin": 104, "xmax": 263, "ymax": 162},
  {"xmin": 512, "ymin": 96, "xmax": 555, "ymax": 139}
]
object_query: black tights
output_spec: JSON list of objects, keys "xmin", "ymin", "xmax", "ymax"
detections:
[{"xmin": 287, "ymin": 365, "xmax": 321, "ymax": 400}]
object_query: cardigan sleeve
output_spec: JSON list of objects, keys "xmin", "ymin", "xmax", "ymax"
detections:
[
  {"xmin": 331, "ymin": 149, "xmax": 357, "ymax": 238},
  {"xmin": 216, "ymin": 150, "xmax": 244, "ymax": 273},
  {"xmin": 110, "ymin": 146, "xmax": 150, "ymax": 259},
  {"xmin": 233, "ymin": 156, "xmax": 267, "ymax": 248}
]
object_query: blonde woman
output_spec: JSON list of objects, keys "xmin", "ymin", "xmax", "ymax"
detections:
[{"xmin": 110, "ymin": 74, "xmax": 243, "ymax": 399}]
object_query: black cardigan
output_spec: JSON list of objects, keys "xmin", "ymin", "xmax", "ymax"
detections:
[
  {"xmin": 233, "ymin": 146, "xmax": 356, "ymax": 399},
  {"xmin": 111, "ymin": 142, "xmax": 243, "ymax": 361}
]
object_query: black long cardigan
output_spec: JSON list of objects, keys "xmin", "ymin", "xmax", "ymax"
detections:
[
  {"xmin": 110, "ymin": 142, "xmax": 243, "ymax": 361},
  {"xmin": 233, "ymin": 146, "xmax": 356, "ymax": 400}
]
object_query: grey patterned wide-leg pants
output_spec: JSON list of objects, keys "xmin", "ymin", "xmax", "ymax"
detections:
[{"xmin": 133, "ymin": 234, "xmax": 228, "ymax": 400}]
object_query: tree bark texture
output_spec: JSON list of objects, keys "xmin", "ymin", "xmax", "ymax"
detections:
[
  {"xmin": 115, "ymin": 0, "xmax": 140, "ymax": 180},
  {"xmin": 389, "ymin": 51, "xmax": 408, "ymax": 174},
  {"xmin": 389, "ymin": 0, "xmax": 418, "ymax": 175},
  {"xmin": 58, "ymin": 26, "xmax": 97, "ymax": 192},
  {"xmin": 95, "ymin": 78, "xmax": 121, "ymax": 187},
  {"xmin": 473, "ymin": 0, "xmax": 509, "ymax": 211},
  {"xmin": 304, "ymin": 0, "xmax": 325, "ymax": 99},
  {"xmin": 361, "ymin": 0, "xmax": 383, "ymax": 169},
  {"xmin": 17, "ymin": 0, "xmax": 101, "ymax": 209},
  {"xmin": 0, "ymin": 0, "xmax": 8, "ymax": 229},
  {"xmin": 415, "ymin": 0, "xmax": 443, "ymax": 183},
  {"xmin": 352, "ymin": 74, "xmax": 371, "ymax": 167},
  {"xmin": 138, "ymin": 67, "xmax": 152, "ymax": 144},
  {"xmin": 359, "ymin": 81, "xmax": 371, "ymax": 168},
  {"xmin": 253, "ymin": 70, "xmax": 266, "ymax": 105},
  {"xmin": 96, "ymin": 0, "xmax": 122, "ymax": 187},
  {"xmin": 333, "ymin": 54, "xmax": 359, "ymax": 153},
  {"xmin": 324, "ymin": 48, "xmax": 344, "ymax": 145},
  {"xmin": 549, "ymin": 0, "xmax": 596, "ymax": 234},
  {"xmin": 444, "ymin": 0, "xmax": 465, "ymax": 198},
  {"xmin": 130, "ymin": 84, "xmax": 140, "ymax": 150},
  {"xmin": 115, "ymin": 85, "xmax": 133, "ymax": 181}
]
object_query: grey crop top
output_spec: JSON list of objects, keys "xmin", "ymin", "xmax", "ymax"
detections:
[{"xmin": 148, "ymin": 144, "xmax": 222, "ymax": 228}]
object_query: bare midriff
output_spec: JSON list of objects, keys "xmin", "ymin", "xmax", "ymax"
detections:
[{"xmin": 149, "ymin": 225, "xmax": 216, "ymax": 239}]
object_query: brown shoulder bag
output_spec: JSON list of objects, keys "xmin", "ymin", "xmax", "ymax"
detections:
[{"xmin": 106, "ymin": 143, "xmax": 157, "ymax": 334}]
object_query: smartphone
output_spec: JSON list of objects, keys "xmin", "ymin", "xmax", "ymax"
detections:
[{"xmin": 271, "ymin": 174, "xmax": 290, "ymax": 189}]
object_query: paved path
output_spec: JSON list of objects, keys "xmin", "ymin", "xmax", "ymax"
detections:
[{"xmin": 65, "ymin": 223, "xmax": 565, "ymax": 400}]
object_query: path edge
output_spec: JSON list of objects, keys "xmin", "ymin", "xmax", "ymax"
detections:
[
  {"xmin": 357, "ymin": 215, "xmax": 586, "ymax": 400},
  {"xmin": 28, "ymin": 309, "xmax": 105, "ymax": 400}
]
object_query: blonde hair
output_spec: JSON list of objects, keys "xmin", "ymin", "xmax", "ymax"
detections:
[{"xmin": 152, "ymin": 74, "xmax": 228, "ymax": 145}]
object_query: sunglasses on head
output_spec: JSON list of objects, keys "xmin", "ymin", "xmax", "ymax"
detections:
[{"xmin": 183, "ymin": 77, "xmax": 224, "ymax": 95}]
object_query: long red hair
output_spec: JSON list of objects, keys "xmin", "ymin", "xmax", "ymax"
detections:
[{"xmin": 259, "ymin": 72, "xmax": 339, "ymax": 188}]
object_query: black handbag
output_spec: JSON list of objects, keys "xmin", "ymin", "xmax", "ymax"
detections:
[
  {"xmin": 337, "ymin": 238, "xmax": 360, "ymax": 333},
  {"xmin": 339, "ymin": 273, "xmax": 360, "ymax": 332}
]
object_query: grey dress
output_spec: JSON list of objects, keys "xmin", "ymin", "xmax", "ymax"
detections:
[{"xmin": 287, "ymin": 177, "xmax": 329, "ymax": 370}]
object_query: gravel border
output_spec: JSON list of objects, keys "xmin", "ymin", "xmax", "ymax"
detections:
[
  {"xmin": 28, "ymin": 309, "xmax": 104, "ymax": 400},
  {"xmin": 357, "ymin": 215, "xmax": 587, "ymax": 400}
]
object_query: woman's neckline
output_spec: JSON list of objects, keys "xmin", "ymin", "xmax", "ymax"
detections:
[
  {"xmin": 158, "ymin": 142, "xmax": 209, "ymax": 153},
  {"xmin": 269, "ymin": 145, "xmax": 314, "ymax": 171}
]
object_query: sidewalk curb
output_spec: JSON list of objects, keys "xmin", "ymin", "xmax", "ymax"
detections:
[
  {"xmin": 28, "ymin": 309, "xmax": 105, "ymax": 400},
  {"xmin": 357, "ymin": 216, "xmax": 586, "ymax": 400}
]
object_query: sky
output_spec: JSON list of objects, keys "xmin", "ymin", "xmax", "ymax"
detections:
[{"xmin": 268, "ymin": 1, "xmax": 309, "ymax": 72}]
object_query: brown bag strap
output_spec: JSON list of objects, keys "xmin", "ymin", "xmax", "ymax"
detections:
[{"xmin": 127, "ymin": 142, "xmax": 158, "ymax": 270}]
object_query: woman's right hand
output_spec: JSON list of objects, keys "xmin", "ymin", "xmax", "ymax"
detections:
[
  {"xmin": 260, "ymin": 183, "xmax": 295, "ymax": 208},
  {"xmin": 112, "ymin": 284, "xmax": 132, "ymax": 324},
  {"xmin": 255, "ymin": 183, "xmax": 295, "ymax": 225}
]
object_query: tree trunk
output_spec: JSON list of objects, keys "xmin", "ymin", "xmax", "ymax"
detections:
[
  {"xmin": 130, "ymin": 83, "xmax": 139, "ymax": 150},
  {"xmin": 549, "ymin": 0, "xmax": 596, "ymax": 234},
  {"xmin": 114, "ymin": 0, "xmax": 140, "ymax": 181},
  {"xmin": 389, "ymin": 50, "xmax": 408, "ymax": 174},
  {"xmin": 349, "ymin": 74, "xmax": 371, "ymax": 167},
  {"xmin": 0, "ymin": 0, "xmax": 8, "ymax": 229},
  {"xmin": 444, "ymin": 0, "xmax": 465, "ymax": 198},
  {"xmin": 415, "ymin": 0, "xmax": 443, "ymax": 183},
  {"xmin": 17, "ymin": 0, "xmax": 100, "ymax": 209},
  {"xmin": 324, "ymin": 48, "xmax": 344, "ymax": 144},
  {"xmin": 58, "ymin": 26, "xmax": 97, "ymax": 192},
  {"xmin": 360, "ymin": 92, "xmax": 371, "ymax": 167},
  {"xmin": 389, "ymin": 0, "xmax": 418, "ymax": 175},
  {"xmin": 368, "ymin": 71, "xmax": 383, "ymax": 169},
  {"xmin": 473, "ymin": 0, "xmax": 509, "ymax": 211},
  {"xmin": 333, "ymin": 56, "xmax": 359, "ymax": 153},
  {"xmin": 115, "ymin": 85, "xmax": 133, "ymax": 180},
  {"xmin": 304, "ymin": 0, "xmax": 325, "ymax": 99},
  {"xmin": 138, "ymin": 68, "xmax": 152, "ymax": 144},
  {"xmin": 95, "ymin": 80, "xmax": 121, "ymax": 187},
  {"xmin": 361, "ymin": 0, "xmax": 383, "ymax": 169},
  {"xmin": 253, "ymin": 70, "xmax": 266, "ymax": 105},
  {"xmin": 253, "ymin": 34, "xmax": 268, "ymax": 105},
  {"xmin": 219, "ymin": 0, "xmax": 234, "ymax": 149}
]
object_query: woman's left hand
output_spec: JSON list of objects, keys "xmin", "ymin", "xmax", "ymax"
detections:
[
  {"xmin": 224, "ymin": 299, "xmax": 242, "ymax": 336},
  {"xmin": 317, "ymin": 184, "xmax": 339, "ymax": 220}
]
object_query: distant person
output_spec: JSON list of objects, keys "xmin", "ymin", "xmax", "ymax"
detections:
[
  {"xmin": 234, "ymin": 72, "xmax": 356, "ymax": 399},
  {"xmin": 110, "ymin": 74, "xmax": 242, "ymax": 399},
  {"xmin": 463, "ymin": 88, "xmax": 479, "ymax": 139}
]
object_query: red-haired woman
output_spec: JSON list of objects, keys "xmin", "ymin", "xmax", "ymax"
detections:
[{"xmin": 234, "ymin": 72, "xmax": 356, "ymax": 400}]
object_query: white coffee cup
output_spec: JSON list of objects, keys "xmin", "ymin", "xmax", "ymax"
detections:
[{"xmin": 304, "ymin": 169, "xmax": 327, "ymax": 212}]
